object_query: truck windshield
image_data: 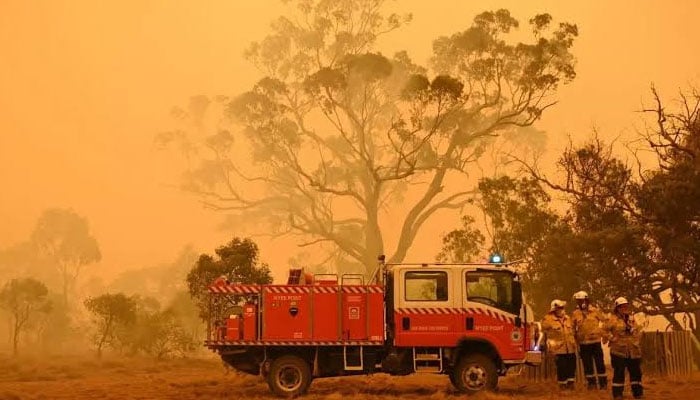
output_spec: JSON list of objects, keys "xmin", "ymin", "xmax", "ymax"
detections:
[{"xmin": 465, "ymin": 271, "xmax": 517, "ymax": 314}]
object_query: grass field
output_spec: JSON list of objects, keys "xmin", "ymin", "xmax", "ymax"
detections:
[{"xmin": 0, "ymin": 355, "xmax": 698, "ymax": 399}]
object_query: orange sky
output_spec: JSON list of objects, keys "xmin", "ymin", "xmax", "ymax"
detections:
[{"xmin": 1, "ymin": 0, "xmax": 699, "ymax": 282}]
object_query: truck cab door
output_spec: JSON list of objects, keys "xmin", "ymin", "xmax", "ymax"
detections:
[
  {"xmin": 393, "ymin": 268, "xmax": 459, "ymax": 347},
  {"xmin": 461, "ymin": 269, "xmax": 526, "ymax": 361}
]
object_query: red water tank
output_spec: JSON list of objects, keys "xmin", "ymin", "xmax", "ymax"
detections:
[{"xmin": 243, "ymin": 303, "xmax": 257, "ymax": 341}]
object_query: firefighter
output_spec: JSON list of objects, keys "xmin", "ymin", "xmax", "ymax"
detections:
[
  {"xmin": 572, "ymin": 290, "xmax": 608, "ymax": 390},
  {"xmin": 605, "ymin": 297, "xmax": 643, "ymax": 399},
  {"xmin": 542, "ymin": 299, "xmax": 577, "ymax": 390}
]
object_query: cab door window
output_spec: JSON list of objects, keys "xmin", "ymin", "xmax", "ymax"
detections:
[
  {"xmin": 465, "ymin": 271, "xmax": 516, "ymax": 313},
  {"xmin": 404, "ymin": 271, "xmax": 448, "ymax": 301}
]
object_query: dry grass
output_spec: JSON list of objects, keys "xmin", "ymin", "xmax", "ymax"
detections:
[{"xmin": 0, "ymin": 355, "xmax": 697, "ymax": 399}]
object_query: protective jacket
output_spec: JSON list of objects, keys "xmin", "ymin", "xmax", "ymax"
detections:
[
  {"xmin": 572, "ymin": 305, "xmax": 607, "ymax": 344},
  {"xmin": 605, "ymin": 312, "xmax": 643, "ymax": 358},
  {"xmin": 542, "ymin": 311, "xmax": 577, "ymax": 355}
]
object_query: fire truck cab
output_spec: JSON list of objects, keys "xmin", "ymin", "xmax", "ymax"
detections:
[{"xmin": 205, "ymin": 256, "xmax": 542, "ymax": 397}]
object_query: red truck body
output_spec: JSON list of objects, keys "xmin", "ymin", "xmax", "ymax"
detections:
[
  {"xmin": 205, "ymin": 259, "xmax": 542, "ymax": 397},
  {"xmin": 210, "ymin": 284, "xmax": 384, "ymax": 343}
]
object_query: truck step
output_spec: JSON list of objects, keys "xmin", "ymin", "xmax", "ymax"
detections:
[
  {"xmin": 343, "ymin": 346, "xmax": 364, "ymax": 371},
  {"xmin": 414, "ymin": 354, "xmax": 441, "ymax": 361},
  {"xmin": 415, "ymin": 366, "xmax": 441, "ymax": 373}
]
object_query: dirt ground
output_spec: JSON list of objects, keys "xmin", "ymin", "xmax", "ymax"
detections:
[{"xmin": 0, "ymin": 355, "xmax": 698, "ymax": 400}]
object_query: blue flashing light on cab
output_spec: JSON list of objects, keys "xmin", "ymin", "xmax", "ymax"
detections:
[{"xmin": 489, "ymin": 253, "xmax": 504, "ymax": 264}]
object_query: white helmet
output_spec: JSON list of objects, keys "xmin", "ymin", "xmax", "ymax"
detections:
[
  {"xmin": 550, "ymin": 299, "xmax": 566, "ymax": 310},
  {"xmin": 614, "ymin": 297, "xmax": 629, "ymax": 307},
  {"xmin": 573, "ymin": 291, "xmax": 589, "ymax": 300}
]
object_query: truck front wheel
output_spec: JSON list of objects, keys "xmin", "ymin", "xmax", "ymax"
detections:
[
  {"xmin": 266, "ymin": 355, "xmax": 312, "ymax": 397},
  {"xmin": 451, "ymin": 354, "xmax": 498, "ymax": 394}
]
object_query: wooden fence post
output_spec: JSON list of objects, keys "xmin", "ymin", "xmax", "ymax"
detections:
[{"xmin": 687, "ymin": 330, "xmax": 694, "ymax": 375}]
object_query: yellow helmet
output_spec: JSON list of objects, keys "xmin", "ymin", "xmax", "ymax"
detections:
[
  {"xmin": 573, "ymin": 291, "xmax": 589, "ymax": 300},
  {"xmin": 550, "ymin": 299, "xmax": 566, "ymax": 310},
  {"xmin": 614, "ymin": 297, "xmax": 629, "ymax": 307}
]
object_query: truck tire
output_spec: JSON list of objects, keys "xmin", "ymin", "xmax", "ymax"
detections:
[
  {"xmin": 451, "ymin": 354, "xmax": 498, "ymax": 394},
  {"xmin": 266, "ymin": 355, "xmax": 312, "ymax": 397}
]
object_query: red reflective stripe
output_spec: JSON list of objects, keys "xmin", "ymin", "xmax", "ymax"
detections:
[
  {"xmin": 392, "ymin": 306, "xmax": 516, "ymax": 323},
  {"xmin": 208, "ymin": 285, "xmax": 262, "ymax": 294}
]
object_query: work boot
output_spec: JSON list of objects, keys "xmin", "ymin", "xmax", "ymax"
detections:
[
  {"xmin": 586, "ymin": 377, "xmax": 597, "ymax": 390},
  {"xmin": 598, "ymin": 376, "xmax": 608, "ymax": 389},
  {"xmin": 632, "ymin": 383, "xmax": 644, "ymax": 399},
  {"xmin": 612, "ymin": 384, "xmax": 624, "ymax": 399}
]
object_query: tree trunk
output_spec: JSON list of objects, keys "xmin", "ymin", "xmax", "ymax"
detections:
[
  {"xmin": 96, "ymin": 334, "xmax": 106, "ymax": 359},
  {"xmin": 62, "ymin": 267, "xmax": 69, "ymax": 308},
  {"xmin": 60, "ymin": 261, "xmax": 78, "ymax": 308},
  {"xmin": 390, "ymin": 163, "xmax": 453, "ymax": 264},
  {"xmin": 363, "ymin": 197, "xmax": 384, "ymax": 279},
  {"xmin": 96, "ymin": 317, "xmax": 112, "ymax": 359},
  {"xmin": 12, "ymin": 317, "xmax": 20, "ymax": 357},
  {"xmin": 6, "ymin": 317, "xmax": 11, "ymax": 347}
]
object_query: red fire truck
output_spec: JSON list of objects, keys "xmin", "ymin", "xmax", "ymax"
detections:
[{"xmin": 205, "ymin": 255, "xmax": 543, "ymax": 397}]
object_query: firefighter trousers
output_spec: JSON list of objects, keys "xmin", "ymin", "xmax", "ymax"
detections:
[
  {"xmin": 579, "ymin": 342, "xmax": 607, "ymax": 389},
  {"xmin": 555, "ymin": 353, "xmax": 577, "ymax": 389},
  {"xmin": 611, "ymin": 354, "xmax": 643, "ymax": 399}
]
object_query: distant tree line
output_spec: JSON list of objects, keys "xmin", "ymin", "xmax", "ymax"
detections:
[
  {"xmin": 83, "ymin": 293, "xmax": 196, "ymax": 359},
  {"xmin": 0, "ymin": 208, "xmax": 101, "ymax": 356},
  {"xmin": 0, "ymin": 208, "xmax": 215, "ymax": 359},
  {"xmin": 81, "ymin": 236, "xmax": 272, "ymax": 358}
]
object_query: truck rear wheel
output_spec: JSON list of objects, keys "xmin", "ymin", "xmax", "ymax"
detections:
[
  {"xmin": 266, "ymin": 355, "xmax": 312, "ymax": 397},
  {"xmin": 451, "ymin": 354, "xmax": 498, "ymax": 394}
]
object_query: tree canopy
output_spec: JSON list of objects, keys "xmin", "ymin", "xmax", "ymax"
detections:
[
  {"xmin": 31, "ymin": 208, "xmax": 101, "ymax": 305},
  {"xmin": 440, "ymin": 87, "xmax": 700, "ymax": 352},
  {"xmin": 186, "ymin": 237, "xmax": 273, "ymax": 320},
  {"xmin": 84, "ymin": 293, "xmax": 137, "ymax": 358},
  {"xmin": 0, "ymin": 278, "xmax": 52, "ymax": 356},
  {"xmin": 158, "ymin": 1, "xmax": 578, "ymax": 274}
]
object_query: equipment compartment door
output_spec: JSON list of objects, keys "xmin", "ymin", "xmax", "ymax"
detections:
[
  {"xmin": 312, "ymin": 286, "xmax": 340, "ymax": 340},
  {"xmin": 342, "ymin": 287, "xmax": 367, "ymax": 340},
  {"xmin": 262, "ymin": 286, "xmax": 311, "ymax": 340}
]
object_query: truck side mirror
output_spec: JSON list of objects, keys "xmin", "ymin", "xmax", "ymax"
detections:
[{"xmin": 512, "ymin": 281, "xmax": 523, "ymax": 314}]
